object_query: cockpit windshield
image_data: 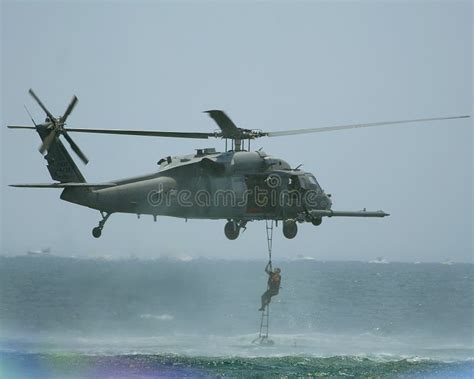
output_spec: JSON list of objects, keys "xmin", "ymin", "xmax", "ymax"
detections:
[{"xmin": 306, "ymin": 175, "xmax": 321, "ymax": 190}]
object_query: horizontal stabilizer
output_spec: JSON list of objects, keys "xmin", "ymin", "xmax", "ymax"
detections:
[
  {"xmin": 10, "ymin": 182, "xmax": 116, "ymax": 188},
  {"xmin": 310, "ymin": 209, "xmax": 389, "ymax": 218}
]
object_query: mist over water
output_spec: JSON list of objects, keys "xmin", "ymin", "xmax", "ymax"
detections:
[{"xmin": 1, "ymin": 256, "xmax": 472, "ymax": 363}]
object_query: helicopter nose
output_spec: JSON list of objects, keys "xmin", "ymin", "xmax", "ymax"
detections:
[
  {"xmin": 325, "ymin": 195, "xmax": 333, "ymax": 208},
  {"xmin": 307, "ymin": 193, "xmax": 332, "ymax": 210},
  {"xmin": 318, "ymin": 194, "xmax": 332, "ymax": 209},
  {"xmin": 316, "ymin": 193, "xmax": 332, "ymax": 209}
]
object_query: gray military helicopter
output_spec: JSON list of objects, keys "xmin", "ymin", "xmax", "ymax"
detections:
[{"xmin": 8, "ymin": 89, "xmax": 469, "ymax": 239}]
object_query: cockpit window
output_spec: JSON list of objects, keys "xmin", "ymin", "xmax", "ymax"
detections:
[{"xmin": 306, "ymin": 175, "xmax": 321, "ymax": 189}]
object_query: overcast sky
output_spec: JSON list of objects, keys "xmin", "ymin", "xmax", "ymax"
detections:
[{"xmin": 1, "ymin": 1, "xmax": 472, "ymax": 262}]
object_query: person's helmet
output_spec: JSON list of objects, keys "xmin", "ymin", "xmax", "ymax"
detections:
[{"xmin": 274, "ymin": 268, "xmax": 281, "ymax": 273}]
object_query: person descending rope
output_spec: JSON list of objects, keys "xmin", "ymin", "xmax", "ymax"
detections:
[
  {"xmin": 253, "ymin": 221, "xmax": 279, "ymax": 345},
  {"xmin": 259, "ymin": 261, "xmax": 282, "ymax": 311}
]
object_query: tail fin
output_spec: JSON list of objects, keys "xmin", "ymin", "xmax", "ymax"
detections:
[{"xmin": 36, "ymin": 124, "xmax": 86, "ymax": 183}]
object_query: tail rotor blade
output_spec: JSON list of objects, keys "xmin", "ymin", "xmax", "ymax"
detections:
[
  {"xmin": 62, "ymin": 95, "xmax": 78, "ymax": 123},
  {"xmin": 39, "ymin": 131, "xmax": 56, "ymax": 155},
  {"xmin": 29, "ymin": 89, "xmax": 56, "ymax": 122},
  {"xmin": 24, "ymin": 105, "xmax": 37, "ymax": 126},
  {"xmin": 63, "ymin": 130, "xmax": 89, "ymax": 164}
]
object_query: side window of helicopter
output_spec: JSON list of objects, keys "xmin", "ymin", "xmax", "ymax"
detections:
[{"xmin": 289, "ymin": 175, "xmax": 301, "ymax": 190}]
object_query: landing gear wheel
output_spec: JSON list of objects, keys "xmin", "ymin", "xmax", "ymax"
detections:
[
  {"xmin": 312, "ymin": 217, "xmax": 322, "ymax": 226},
  {"xmin": 283, "ymin": 219, "xmax": 298, "ymax": 239},
  {"xmin": 92, "ymin": 227, "xmax": 102, "ymax": 238},
  {"xmin": 224, "ymin": 221, "xmax": 240, "ymax": 240},
  {"xmin": 92, "ymin": 212, "xmax": 111, "ymax": 238}
]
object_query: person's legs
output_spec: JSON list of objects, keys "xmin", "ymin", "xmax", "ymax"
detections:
[{"xmin": 260, "ymin": 290, "xmax": 270, "ymax": 310}]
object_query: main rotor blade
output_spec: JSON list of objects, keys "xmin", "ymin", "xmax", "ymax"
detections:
[
  {"xmin": 29, "ymin": 89, "xmax": 56, "ymax": 122},
  {"xmin": 64, "ymin": 128, "xmax": 216, "ymax": 139},
  {"xmin": 204, "ymin": 110, "xmax": 240, "ymax": 137},
  {"xmin": 62, "ymin": 95, "xmax": 78, "ymax": 123},
  {"xmin": 39, "ymin": 131, "xmax": 56, "ymax": 154},
  {"xmin": 62, "ymin": 130, "xmax": 89, "ymax": 164},
  {"xmin": 266, "ymin": 115, "xmax": 470, "ymax": 137}
]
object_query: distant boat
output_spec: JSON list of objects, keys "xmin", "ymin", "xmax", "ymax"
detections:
[
  {"xmin": 177, "ymin": 254, "xmax": 193, "ymax": 262},
  {"xmin": 369, "ymin": 256, "xmax": 389, "ymax": 264},
  {"xmin": 295, "ymin": 254, "xmax": 316, "ymax": 261},
  {"xmin": 27, "ymin": 247, "xmax": 51, "ymax": 256},
  {"xmin": 441, "ymin": 260, "xmax": 454, "ymax": 265}
]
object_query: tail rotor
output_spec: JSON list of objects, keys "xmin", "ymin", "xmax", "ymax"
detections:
[{"xmin": 28, "ymin": 88, "xmax": 88, "ymax": 164}]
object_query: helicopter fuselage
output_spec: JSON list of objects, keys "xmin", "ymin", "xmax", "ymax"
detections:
[{"xmin": 62, "ymin": 149, "xmax": 332, "ymax": 225}]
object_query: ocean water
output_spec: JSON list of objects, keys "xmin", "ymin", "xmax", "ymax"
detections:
[{"xmin": 0, "ymin": 256, "xmax": 472, "ymax": 378}]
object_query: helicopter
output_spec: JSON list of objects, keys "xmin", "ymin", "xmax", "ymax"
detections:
[{"xmin": 8, "ymin": 89, "xmax": 469, "ymax": 239}]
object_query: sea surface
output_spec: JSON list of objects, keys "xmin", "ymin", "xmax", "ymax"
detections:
[{"xmin": 0, "ymin": 256, "xmax": 472, "ymax": 378}]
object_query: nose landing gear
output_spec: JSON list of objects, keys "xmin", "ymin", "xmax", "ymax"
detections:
[
  {"xmin": 311, "ymin": 217, "xmax": 322, "ymax": 226},
  {"xmin": 92, "ymin": 211, "xmax": 111, "ymax": 238}
]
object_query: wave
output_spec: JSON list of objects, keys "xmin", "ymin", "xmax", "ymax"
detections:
[
  {"xmin": 1, "ymin": 352, "xmax": 473, "ymax": 379},
  {"xmin": 2, "ymin": 332, "xmax": 473, "ymax": 362}
]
